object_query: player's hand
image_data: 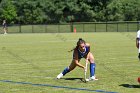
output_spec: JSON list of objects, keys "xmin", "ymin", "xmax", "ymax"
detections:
[{"xmin": 86, "ymin": 59, "xmax": 88, "ymax": 63}]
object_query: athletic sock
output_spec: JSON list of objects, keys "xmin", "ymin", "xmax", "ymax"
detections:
[
  {"xmin": 62, "ymin": 67, "xmax": 70, "ymax": 76},
  {"xmin": 90, "ymin": 63, "xmax": 96, "ymax": 77}
]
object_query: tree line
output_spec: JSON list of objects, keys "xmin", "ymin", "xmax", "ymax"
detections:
[{"xmin": 0, "ymin": 0, "xmax": 140, "ymax": 24}]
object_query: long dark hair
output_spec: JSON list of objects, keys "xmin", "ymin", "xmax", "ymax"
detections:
[{"xmin": 68, "ymin": 38, "xmax": 86, "ymax": 52}]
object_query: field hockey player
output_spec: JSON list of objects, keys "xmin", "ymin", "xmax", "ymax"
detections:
[{"xmin": 57, "ymin": 38, "xmax": 98, "ymax": 81}]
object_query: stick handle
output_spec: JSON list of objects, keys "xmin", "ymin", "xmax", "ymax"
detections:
[
  {"xmin": 85, "ymin": 62, "xmax": 88, "ymax": 72},
  {"xmin": 84, "ymin": 62, "xmax": 88, "ymax": 79}
]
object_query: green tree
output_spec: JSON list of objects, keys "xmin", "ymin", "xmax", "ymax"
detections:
[
  {"xmin": 14, "ymin": 0, "xmax": 47, "ymax": 24},
  {"xmin": 87, "ymin": 0, "xmax": 112, "ymax": 21},
  {"xmin": 77, "ymin": 1, "xmax": 95, "ymax": 22},
  {"xmin": 63, "ymin": 0, "xmax": 80, "ymax": 22},
  {"xmin": 0, "ymin": 0, "xmax": 17, "ymax": 24},
  {"xmin": 63, "ymin": 0, "xmax": 95, "ymax": 22},
  {"xmin": 107, "ymin": 0, "xmax": 124, "ymax": 21},
  {"xmin": 1, "ymin": 0, "xmax": 139, "ymax": 24},
  {"xmin": 122, "ymin": 0, "xmax": 140, "ymax": 21},
  {"xmin": 107, "ymin": 0, "xmax": 140, "ymax": 21}
]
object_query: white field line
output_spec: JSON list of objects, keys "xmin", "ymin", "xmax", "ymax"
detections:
[
  {"xmin": 0, "ymin": 67, "xmax": 61, "ymax": 72},
  {"xmin": 1, "ymin": 40, "xmax": 77, "ymax": 45},
  {"xmin": 108, "ymin": 56, "xmax": 136, "ymax": 60},
  {"xmin": 0, "ymin": 72, "xmax": 53, "ymax": 79},
  {"xmin": 39, "ymin": 39, "xmax": 76, "ymax": 43},
  {"xmin": 95, "ymin": 57, "xmax": 136, "ymax": 61},
  {"xmin": 103, "ymin": 63, "xmax": 140, "ymax": 67},
  {"xmin": 0, "ymin": 64, "xmax": 67, "ymax": 69}
]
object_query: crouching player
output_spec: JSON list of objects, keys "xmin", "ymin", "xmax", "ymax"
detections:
[{"xmin": 57, "ymin": 38, "xmax": 98, "ymax": 81}]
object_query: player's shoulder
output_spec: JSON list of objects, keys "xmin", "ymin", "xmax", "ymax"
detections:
[{"xmin": 85, "ymin": 43, "xmax": 90, "ymax": 47}]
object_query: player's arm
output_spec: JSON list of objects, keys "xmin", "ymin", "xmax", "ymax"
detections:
[
  {"xmin": 136, "ymin": 38, "xmax": 139, "ymax": 49},
  {"xmin": 85, "ymin": 43, "xmax": 90, "ymax": 47},
  {"xmin": 86, "ymin": 43, "xmax": 90, "ymax": 52},
  {"xmin": 75, "ymin": 60, "xmax": 85, "ymax": 69},
  {"xmin": 73, "ymin": 49, "xmax": 85, "ymax": 69}
]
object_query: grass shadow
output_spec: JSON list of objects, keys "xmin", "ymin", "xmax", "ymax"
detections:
[
  {"xmin": 61, "ymin": 78, "xmax": 83, "ymax": 81},
  {"xmin": 119, "ymin": 84, "xmax": 140, "ymax": 88}
]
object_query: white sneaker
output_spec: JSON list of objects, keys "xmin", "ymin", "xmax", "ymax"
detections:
[
  {"xmin": 57, "ymin": 73, "xmax": 63, "ymax": 79},
  {"xmin": 89, "ymin": 76, "xmax": 98, "ymax": 81}
]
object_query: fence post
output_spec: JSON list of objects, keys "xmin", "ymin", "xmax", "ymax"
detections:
[
  {"xmin": 83, "ymin": 23, "xmax": 85, "ymax": 32},
  {"xmin": 127, "ymin": 22, "xmax": 129, "ymax": 32},
  {"xmin": 117, "ymin": 22, "xmax": 118, "ymax": 32},
  {"xmin": 32, "ymin": 25, "xmax": 34, "ymax": 33},
  {"xmin": 45, "ymin": 24, "xmax": 47, "ymax": 33},
  {"xmin": 138, "ymin": 22, "xmax": 140, "ymax": 29},
  {"xmin": 58, "ymin": 24, "xmax": 60, "ymax": 33},
  {"xmin": 137, "ymin": 21, "xmax": 139, "ymax": 30},
  {"xmin": 95, "ymin": 23, "xmax": 96, "ymax": 32},
  {"xmin": 19, "ymin": 24, "xmax": 21, "ymax": 33},
  {"xmin": 70, "ymin": 22, "xmax": 73, "ymax": 32},
  {"xmin": 106, "ymin": 22, "xmax": 108, "ymax": 32}
]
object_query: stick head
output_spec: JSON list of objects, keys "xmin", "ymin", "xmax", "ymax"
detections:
[
  {"xmin": 85, "ymin": 79, "xmax": 89, "ymax": 82},
  {"xmin": 82, "ymin": 78, "xmax": 89, "ymax": 83},
  {"xmin": 83, "ymin": 78, "xmax": 89, "ymax": 83}
]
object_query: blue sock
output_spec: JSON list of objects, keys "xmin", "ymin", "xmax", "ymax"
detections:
[
  {"xmin": 90, "ymin": 63, "xmax": 96, "ymax": 77},
  {"xmin": 62, "ymin": 67, "xmax": 70, "ymax": 76}
]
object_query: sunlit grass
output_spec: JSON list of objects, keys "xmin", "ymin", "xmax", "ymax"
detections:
[{"xmin": 0, "ymin": 32, "xmax": 139, "ymax": 93}]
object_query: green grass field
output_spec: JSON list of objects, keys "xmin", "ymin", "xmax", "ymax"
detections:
[{"xmin": 0, "ymin": 32, "xmax": 140, "ymax": 93}]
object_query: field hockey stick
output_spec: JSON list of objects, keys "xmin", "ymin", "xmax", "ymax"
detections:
[{"xmin": 84, "ymin": 61, "xmax": 88, "ymax": 82}]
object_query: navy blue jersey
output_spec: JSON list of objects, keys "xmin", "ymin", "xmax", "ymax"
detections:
[
  {"xmin": 3, "ymin": 23, "xmax": 7, "ymax": 28},
  {"xmin": 73, "ymin": 46, "xmax": 90, "ymax": 59}
]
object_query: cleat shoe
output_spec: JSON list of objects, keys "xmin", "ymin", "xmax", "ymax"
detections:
[
  {"xmin": 57, "ymin": 73, "xmax": 63, "ymax": 79},
  {"xmin": 89, "ymin": 76, "xmax": 98, "ymax": 81},
  {"xmin": 4, "ymin": 32, "xmax": 7, "ymax": 34}
]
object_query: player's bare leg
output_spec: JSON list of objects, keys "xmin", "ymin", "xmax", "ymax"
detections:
[
  {"xmin": 87, "ymin": 52, "xmax": 98, "ymax": 81},
  {"xmin": 57, "ymin": 59, "xmax": 77, "ymax": 79}
]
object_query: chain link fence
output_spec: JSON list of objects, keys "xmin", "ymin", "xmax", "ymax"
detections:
[{"xmin": 0, "ymin": 21, "xmax": 139, "ymax": 33}]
